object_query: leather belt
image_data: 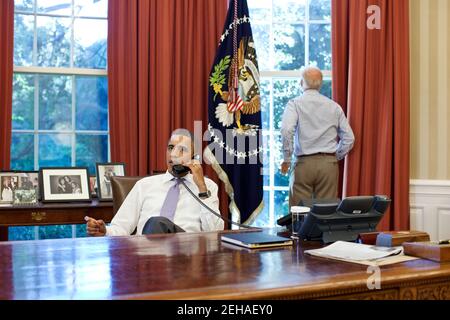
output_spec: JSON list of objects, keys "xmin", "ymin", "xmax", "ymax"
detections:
[{"xmin": 298, "ymin": 153, "xmax": 336, "ymax": 158}]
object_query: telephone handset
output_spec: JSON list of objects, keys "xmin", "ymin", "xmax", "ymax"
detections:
[{"xmin": 172, "ymin": 154, "xmax": 200, "ymax": 177}]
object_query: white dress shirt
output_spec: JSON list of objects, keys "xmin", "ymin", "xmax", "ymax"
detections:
[
  {"xmin": 281, "ymin": 89, "xmax": 355, "ymax": 161},
  {"xmin": 106, "ymin": 172, "xmax": 224, "ymax": 236}
]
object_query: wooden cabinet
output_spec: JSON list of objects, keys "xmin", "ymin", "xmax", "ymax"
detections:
[{"xmin": 0, "ymin": 200, "xmax": 114, "ymax": 241}]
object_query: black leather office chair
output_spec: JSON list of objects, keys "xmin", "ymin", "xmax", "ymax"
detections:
[
  {"xmin": 110, "ymin": 176, "xmax": 144, "ymax": 215},
  {"xmin": 110, "ymin": 171, "xmax": 166, "ymax": 214},
  {"xmin": 110, "ymin": 172, "xmax": 166, "ymax": 235}
]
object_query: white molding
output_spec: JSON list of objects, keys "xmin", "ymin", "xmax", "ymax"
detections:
[
  {"xmin": 260, "ymin": 70, "xmax": 332, "ymax": 78},
  {"xmin": 14, "ymin": 66, "xmax": 107, "ymax": 76},
  {"xmin": 410, "ymin": 180, "xmax": 450, "ymax": 241}
]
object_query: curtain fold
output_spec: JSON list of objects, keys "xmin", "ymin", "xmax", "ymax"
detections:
[
  {"xmin": 332, "ymin": 0, "xmax": 410, "ymax": 231},
  {"xmin": 108, "ymin": 0, "xmax": 229, "ymax": 216},
  {"xmin": 0, "ymin": 0, "xmax": 14, "ymax": 170}
]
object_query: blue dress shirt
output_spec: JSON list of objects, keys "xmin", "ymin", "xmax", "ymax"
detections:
[{"xmin": 281, "ymin": 89, "xmax": 355, "ymax": 161}]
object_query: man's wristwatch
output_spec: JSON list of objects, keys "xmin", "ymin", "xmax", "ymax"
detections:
[{"xmin": 198, "ymin": 190, "xmax": 211, "ymax": 199}]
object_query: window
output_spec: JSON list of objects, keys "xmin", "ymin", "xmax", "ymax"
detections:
[
  {"xmin": 248, "ymin": 0, "xmax": 332, "ymax": 227},
  {"xmin": 10, "ymin": 0, "xmax": 109, "ymax": 240}
]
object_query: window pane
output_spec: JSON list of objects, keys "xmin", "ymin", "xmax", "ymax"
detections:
[
  {"xmin": 14, "ymin": 14, "xmax": 34, "ymax": 67},
  {"xmin": 15, "ymin": 0, "xmax": 34, "ymax": 12},
  {"xmin": 274, "ymin": 190, "xmax": 289, "ymax": 220},
  {"xmin": 11, "ymin": 133, "xmax": 34, "ymax": 171},
  {"xmin": 260, "ymin": 79, "xmax": 270, "ymax": 130},
  {"xmin": 74, "ymin": 18, "xmax": 107, "ymax": 69},
  {"xmin": 262, "ymin": 133, "xmax": 270, "ymax": 186},
  {"xmin": 310, "ymin": 0, "xmax": 331, "ymax": 21},
  {"xmin": 273, "ymin": 79, "xmax": 301, "ymax": 130},
  {"xmin": 248, "ymin": 0, "xmax": 271, "ymax": 21},
  {"xmin": 38, "ymin": 134, "xmax": 72, "ymax": 167},
  {"xmin": 76, "ymin": 224, "xmax": 88, "ymax": 238},
  {"xmin": 273, "ymin": 0, "xmax": 305, "ymax": 23},
  {"xmin": 39, "ymin": 75, "xmax": 72, "ymax": 130},
  {"xmin": 9, "ymin": 226, "xmax": 36, "ymax": 241},
  {"xmin": 36, "ymin": 16, "xmax": 71, "ymax": 67},
  {"xmin": 251, "ymin": 191, "xmax": 270, "ymax": 227},
  {"xmin": 321, "ymin": 79, "xmax": 332, "ymax": 99},
  {"xmin": 309, "ymin": 24, "xmax": 332, "ymax": 71},
  {"xmin": 38, "ymin": 225, "xmax": 72, "ymax": 240},
  {"xmin": 76, "ymin": 135, "xmax": 108, "ymax": 175},
  {"xmin": 12, "ymin": 74, "xmax": 35, "ymax": 130},
  {"xmin": 274, "ymin": 24, "xmax": 305, "ymax": 71},
  {"xmin": 252, "ymin": 24, "xmax": 271, "ymax": 71},
  {"xmin": 36, "ymin": 0, "xmax": 71, "ymax": 15},
  {"xmin": 74, "ymin": 0, "xmax": 108, "ymax": 18},
  {"xmin": 76, "ymin": 76, "xmax": 108, "ymax": 131},
  {"xmin": 274, "ymin": 134, "xmax": 289, "ymax": 187}
]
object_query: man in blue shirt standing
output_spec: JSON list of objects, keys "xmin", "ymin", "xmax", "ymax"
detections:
[{"xmin": 280, "ymin": 66, "xmax": 355, "ymax": 208}]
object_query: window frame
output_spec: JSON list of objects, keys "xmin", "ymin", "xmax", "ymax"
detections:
[
  {"xmin": 11, "ymin": 0, "xmax": 109, "ymax": 240},
  {"xmin": 250, "ymin": 0, "xmax": 332, "ymax": 227}
]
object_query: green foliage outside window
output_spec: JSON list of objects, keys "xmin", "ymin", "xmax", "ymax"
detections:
[{"xmin": 10, "ymin": 0, "xmax": 109, "ymax": 241}]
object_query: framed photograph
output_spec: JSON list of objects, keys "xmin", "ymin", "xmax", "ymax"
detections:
[
  {"xmin": 89, "ymin": 176, "xmax": 98, "ymax": 198},
  {"xmin": 39, "ymin": 167, "xmax": 91, "ymax": 203},
  {"xmin": 16, "ymin": 171, "xmax": 40, "ymax": 200},
  {"xmin": 13, "ymin": 188, "xmax": 38, "ymax": 206},
  {"xmin": 96, "ymin": 163, "xmax": 126, "ymax": 201},
  {"xmin": 0, "ymin": 172, "xmax": 19, "ymax": 204}
]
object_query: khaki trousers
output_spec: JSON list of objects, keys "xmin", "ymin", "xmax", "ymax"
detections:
[{"xmin": 289, "ymin": 154, "xmax": 339, "ymax": 207}]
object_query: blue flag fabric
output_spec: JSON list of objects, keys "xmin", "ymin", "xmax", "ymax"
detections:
[{"xmin": 206, "ymin": 0, "xmax": 263, "ymax": 225}]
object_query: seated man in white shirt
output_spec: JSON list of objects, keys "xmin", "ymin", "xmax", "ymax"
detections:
[{"xmin": 86, "ymin": 129, "xmax": 224, "ymax": 236}]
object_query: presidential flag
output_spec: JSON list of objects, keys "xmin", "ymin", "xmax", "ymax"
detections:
[{"xmin": 206, "ymin": 0, "xmax": 263, "ymax": 226}]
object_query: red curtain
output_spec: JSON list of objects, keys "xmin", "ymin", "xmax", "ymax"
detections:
[
  {"xmin": 0, "ymin": 0, "xmax": 14, "ymax": 170},
  {"xmin": 332, "ymin": 0, "xmax": 410, "ymax": 231},
  {"xmin": 108, "ymin": 0, "xmax": 229, "ymax": 215}
]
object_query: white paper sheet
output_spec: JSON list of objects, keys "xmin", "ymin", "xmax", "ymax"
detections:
[{"xmin": 305, "ymin": 241, "xmax": 404, "ymax": 261}]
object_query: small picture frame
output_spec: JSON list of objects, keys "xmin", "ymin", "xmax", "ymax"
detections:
[
  {"xmin": 16, "ymin": 171, "xmax": 40, "ymax": 200},
  {"xmin": 89, "ymin": 176, "xmax": 98, "ymax": 198},
  {"xmin": 39, "ymin": 167, "xmax": 91, "ymax": 203},
  {"xmin": 13, "ymin": 188, "xmax": 38, "ymax": 206},
  {"xmin": 96, "ymin": 162, "xmax": 126, "ymax": 201},
  {"xmin": 0, "ymin": 172, "xmax": 20, "ymax": 204}
]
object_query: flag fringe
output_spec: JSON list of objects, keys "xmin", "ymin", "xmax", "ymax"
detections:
[{"xmin": 204, "ymin": 147, "xmax": 264, "ymax": 227}]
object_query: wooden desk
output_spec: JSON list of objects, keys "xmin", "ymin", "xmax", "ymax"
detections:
[
  {"xmin": 0, "ymin": 229, "xmax": 449, "ymax": 300},
  {"xmin": 0, "ymin": 200, "xmax": 114, "ymax": 241}
]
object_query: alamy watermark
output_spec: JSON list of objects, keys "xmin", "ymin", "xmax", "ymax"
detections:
[
  {"xmin": 367, "ymin": 5, "xmax": 381, "ymax": 30},
  {"xmin": 367, "ymin": 266, "xmax": 381, "ymax": 290}
]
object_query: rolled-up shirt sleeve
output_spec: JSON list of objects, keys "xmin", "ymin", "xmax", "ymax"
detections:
[
  {"xmin": 281, "ymin": 100, "xmax": 299, "ymax": 162},
  {"xmin": 106, "ymin": 183, "xmax": 142, "ymax": 236},
  {"xmin": 336, "ymin": 107, "xmax": 355, "ymax": 161},
  {"xmin": 200, "ymin": 180, "xmax": 224, "ymax": 232}
]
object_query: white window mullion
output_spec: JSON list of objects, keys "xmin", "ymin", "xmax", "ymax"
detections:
[
  {"xmin": 72, "ymin": 225, "xmax": 76, "ymax": 238},
  {"xmin": 305, "ymin": 0, "xmax": 310, "ymax": 67},
  {"xmin": 71, "ymin": 75, "xmax": 76, "ymax": 168},
  {"xmin": 34, "ymin": 74, "xmax": 39, "ymax": 171},
  {"xmin": 269, "ymin": 77, "xmax": 275, "ymax": 226},
  {"xmin": 71, "ymin": 0, "xmax": 75, "ymax": 69},
  {"xmin": 32, "ymin": 8, "xmax": 37, "ymax": 66}
]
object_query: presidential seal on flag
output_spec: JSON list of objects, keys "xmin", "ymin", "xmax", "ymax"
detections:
[
  {"xmin": 206, "ymin": 0, "xmax": 264, "ymax": 226},
  {"xmin": 210, "ymin": 37, "xmax": 261, "ymax": 136}
]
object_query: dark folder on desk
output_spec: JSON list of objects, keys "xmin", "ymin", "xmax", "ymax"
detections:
[{"xmin": 221, "ymin": 232, "xmax": 293, "ymax": 249}]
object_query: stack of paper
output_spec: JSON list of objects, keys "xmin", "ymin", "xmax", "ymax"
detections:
[{"xmin": 305, "ymin": 241, "xmax": 418, "ymax": 266}]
